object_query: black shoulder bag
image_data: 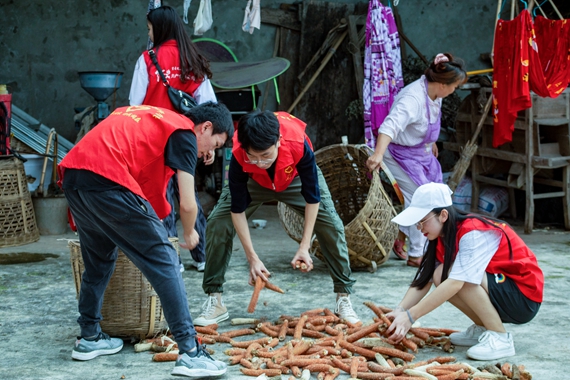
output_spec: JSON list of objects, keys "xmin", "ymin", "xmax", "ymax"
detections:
[{"xmin": 148, "ymin": 49, "xmax": 198, "ymax": 114}]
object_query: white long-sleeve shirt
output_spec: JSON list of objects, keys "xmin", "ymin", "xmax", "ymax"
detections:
[
  {"xmin": 128, "ymin": 54, "xmax": 217, "ymax": 106},
  {"xmin": 378, "ymin": 75, "xmax": 442, "ymax": 147}
]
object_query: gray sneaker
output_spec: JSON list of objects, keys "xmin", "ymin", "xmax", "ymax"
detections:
[
  {"xmin": 449, "ymin": 324, "xmax": 487, "ymax": 346},
  {"xmin": 71, "ymin": 332, "xmax": 123, "ymax": 361},
  {"xmin": 193, "ymin": 293, "xmax": 229, "ymax": 326},
  {"xmin": 171, "ymin": 346, "xmax": 227, "ymax": 377}
]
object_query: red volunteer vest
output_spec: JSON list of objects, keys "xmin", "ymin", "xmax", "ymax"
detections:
[
  {"xmin": 142, "ymin": 40, "xmax": 202, "ymax": 111},
  {"xmin": 58, "ymin": 106, "xmax": 195, "ymax": 219},
  {"xmin": 232, "ymin": 112, "xmax": 313, "ymax": 191},
  {"xmin": 436, "ymin": 218, "xmax": 544, "ymax": 303}
]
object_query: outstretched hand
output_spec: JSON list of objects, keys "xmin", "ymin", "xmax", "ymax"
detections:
[
  {"xmin": 291, "ymin": 247, "xmax": 313, "ymax": 272},
  {"xmin": 385, "ymin": 309, "xmax": 412, "ymax": 343},
  {"xmin": 249, "ymin": 258, "xmax": 270, "ymax": 286}
]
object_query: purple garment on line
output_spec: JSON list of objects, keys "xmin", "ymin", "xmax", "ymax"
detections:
[
  {"xmin": 388, "ymin": 78, "xmax": 442, "ymax": 186},
  {"xmin": 363, "ymin": 0, "xmax": 404, "ymax": 149}
]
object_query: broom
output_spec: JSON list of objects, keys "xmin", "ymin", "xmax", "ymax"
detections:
[{"xmin": 447, "ymin": 95, "xmax": 493, "ymax": 191}]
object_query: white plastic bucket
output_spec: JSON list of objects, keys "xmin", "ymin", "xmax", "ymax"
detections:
[{"xmin": 21, "ymin": 153, "xmax": 53, "ymax": 193}]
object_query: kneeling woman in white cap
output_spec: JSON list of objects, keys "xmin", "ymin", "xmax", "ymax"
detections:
[{"xmin": 385, "ymin": 182, "xmax": 543, "ymax": 361}]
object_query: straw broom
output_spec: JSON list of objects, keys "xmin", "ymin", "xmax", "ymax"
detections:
[{"xmin": 447, "ymin": 95, "xmax": 493, "ymax": 191}]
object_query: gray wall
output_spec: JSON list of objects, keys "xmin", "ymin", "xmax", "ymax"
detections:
[{"xmin": 1, "ymin": 0, "xmax": 496, "ymax": 142}]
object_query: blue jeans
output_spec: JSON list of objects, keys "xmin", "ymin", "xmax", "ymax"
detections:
[
  {"xmin": 64, "ymin": 187, "xmax": 197, "ymax": 353},
  {"xmin": 163, "ymin": 174, "xmax": 206, "ymax": 263}
]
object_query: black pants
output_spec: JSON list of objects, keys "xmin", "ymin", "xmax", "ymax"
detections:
[{"xmin": 65, "ymin": 188, "xmax": 197, "ymax": 353}]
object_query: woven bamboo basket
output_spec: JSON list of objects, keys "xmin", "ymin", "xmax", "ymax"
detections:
[
  {"xmin": 69, "ymin": 237, "xmax": 179, "ymax": 339},
  {"xmin": 277, "ymin": 144, "xmax": 399, "ymax": 272},
  {"xmin": 0, "ymin": 157, "xmax": 40, "ymax": 247}
]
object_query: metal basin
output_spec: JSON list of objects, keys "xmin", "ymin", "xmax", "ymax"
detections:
[{"xmin": 78, "ymin": 71, "xmax": 124, "ymax": 102}]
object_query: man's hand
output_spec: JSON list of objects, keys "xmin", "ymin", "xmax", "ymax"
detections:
[
  {"xmin": 291, "ymin": 247, "xmax": 313, "ymax": 272},
  {"xmin": 180, "ymin": 229, "xmax": 199, "ymax": 250},
  {"xmin": 203, "ymin": 150, "xmax": 215, "ymax": 166},
  {"xmin": 249, "ymin": 257, "xmax": 270, "ymax": 285}
]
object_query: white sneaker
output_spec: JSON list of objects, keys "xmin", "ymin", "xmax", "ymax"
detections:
[
  {"xmin": 193, "ymin": 261, "xmax": 205, "ymax": 272},
  {"xmin": 449, "ymin": 324, "xmax": 487, "ymax": 346},
  {"xmin": 193, "ymin": 293, "xmax": 229, "ymax": 326},
  {"xmin": 335, "ymin": 295, "xmax": 360, "ymax": 324},
  {"xmin": 467, "ymin": 331, "xmax": 515, "ymax": 361}
]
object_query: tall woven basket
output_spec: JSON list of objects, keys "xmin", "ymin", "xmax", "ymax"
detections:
[
  {"xmin": 277, "ymin": 144, "xmax": 398, "ymax": 272},
  {"xmin": 69, "ymin": 237, "xmax": 179, "ymax": 339},
  {"xmin": 0, "ymin": 156, "xmax": 40, "ymax": 247}
]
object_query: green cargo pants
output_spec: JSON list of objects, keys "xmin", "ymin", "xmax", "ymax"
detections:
[{"xmin": 202, "ymin": 167, "xmax": 356, "ymax": 295}]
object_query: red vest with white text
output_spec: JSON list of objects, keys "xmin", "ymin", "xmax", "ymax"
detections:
[
  {"xmin": 436, "ymin": 218, "xmax": 544, "ymax": 303},
  {"xmin": 232, "ymin": 112, "xmax": 313, "ymax": 191},
  {"xmin": 142, "ymin": 40, "xmax": 202, "ymax": 111},
  {"xmin": 58, "ymin": 106, "xmax": 195, "ymax": 219}
]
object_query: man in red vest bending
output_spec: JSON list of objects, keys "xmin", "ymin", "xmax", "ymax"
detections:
[
  {"xmin": 194, "ymin": 110, "xmax": 360, "ymax": 326},
  {"xmin": 58, "ymin": 103, "xmax": 233, "ymax": 378}
]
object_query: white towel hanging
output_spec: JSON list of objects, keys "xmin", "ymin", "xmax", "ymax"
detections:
[
  {"xmin": 183, "ymin": 0, "xmax": 192, "ymax": 24},
  {"xmin": 194, "ymin": 0, "xmax": 213, "ymax": 35},
  {"xmin": 242, "ymin": 0, "xmax": 261, "ymax": 34}
]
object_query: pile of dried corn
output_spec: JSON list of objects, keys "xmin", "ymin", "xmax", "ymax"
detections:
[{"xmin": 135, "ymin": 301, "xmax": 533, "ymax": 380}]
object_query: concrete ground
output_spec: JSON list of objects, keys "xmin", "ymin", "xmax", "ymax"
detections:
[{"xmin": 0, "ymin": 205, "xmax": 568, "ymax": 380}]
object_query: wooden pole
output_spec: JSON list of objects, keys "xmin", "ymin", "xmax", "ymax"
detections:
[
  {"xmin": 490, "ymin": 0, "xmax": 503, "ymax": 66},
  {"xmin": 287, "ymin": 30, "xmax": 348, "ymax": 113},
  {"xmin": 398, "ymin": 30, "xmax": 429, "ymax": 66}
]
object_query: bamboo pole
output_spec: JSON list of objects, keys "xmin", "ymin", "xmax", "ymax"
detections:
[{"xmin": 287, "ymin": 30, "xmax": 348, "ymax": 113}]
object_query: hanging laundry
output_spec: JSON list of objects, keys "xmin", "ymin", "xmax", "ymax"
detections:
[
  {"xmin": 183, "ymin": 0, "xmax": 192, "ymax": 24},
  {"xmin": 531, "ymin": 15, "xmax": 570, "ymax": 97},
  {"xmin": 491, "ymin": 10, "xmax": 532, "ymax": 148},
  {"xmin": 363, "ymin": 0, "xmax": 404, "ymax": 149},
  {"xmin": 194, "ymin": 0, "xmax": 213, "ymax": 36},
  {"xmin": 242, "ymin": 0, "xmax": 261, "ymax": 34},
  {"xmin": 492, "ymin": 10, "xmax": 570, "ymax": 147}
]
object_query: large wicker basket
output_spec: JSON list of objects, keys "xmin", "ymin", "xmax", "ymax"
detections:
[
  {"xmin": 0, "ymin": 157, "xmax": 40, "ymax": 247},
  {"xmin": 69, "ymin": 237, "xmax": 179, "ymax": 339},
  {"xmin": 277, "ymin": 144, "xmax": 398, "ymax": 272}
]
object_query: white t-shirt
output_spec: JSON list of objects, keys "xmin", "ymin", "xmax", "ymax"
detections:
[
  {"xmin": 377, "ymin": 75, "xmax": 442, "ymax": 147},
  {"xmin": 447, "ymin": 230, "xmax": 502, "ymax": 284},
  {"xmin": 128, "ymin": 54, "xmax": 217, "ymax": 106}
]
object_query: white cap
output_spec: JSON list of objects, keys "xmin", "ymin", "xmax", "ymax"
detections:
[{"xmin": 391, "ymin": 182, "xmax": 453, "ymax": 226}]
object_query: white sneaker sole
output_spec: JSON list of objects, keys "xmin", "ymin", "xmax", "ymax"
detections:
[
  {"xmin": 466, "ymin": 346, "xmax": 515, "ymax": 361},
  {"xmin": 193, "ymin": 311, "xmax": 229, "ymax": 327},
  {"xmin": 71, "ymin": 344, "xmax": 123, "ymax": 361},
  {"xmin": 171, "ymin": 366, "xmax": 226, "ymax": 377}
]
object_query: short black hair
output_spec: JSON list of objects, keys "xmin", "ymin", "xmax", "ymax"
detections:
[
  {"xmin": 184, "ymin": 102, "xmax": 234, "ymax": 139},
  {"xmin": 237, "ymin": 110, "xmax": 280, "ymax": 152}
]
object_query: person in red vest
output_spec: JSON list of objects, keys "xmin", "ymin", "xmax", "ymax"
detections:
[
  {"xmin": 58, "ymin": 103, "xmax": 233, "ymax": 378},
  {"xmin": 129, "ymin": 5, "xmax": 216, "ymax": 273},
  {"xmin": 193, "ymin": 110, "xmax": 360, "ymax": 327},
  {"xmin": 384, "ymin": 182, "xmax": 543, "ymax": 361}
]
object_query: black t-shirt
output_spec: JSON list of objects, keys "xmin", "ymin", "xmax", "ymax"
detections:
[
  {"xmin": 229, "ymin": 139, "xmax": 320, "ymax": 213},
  {"xmin": 62, "ymin": 130, "xmax": 197, "ymax": 191}
]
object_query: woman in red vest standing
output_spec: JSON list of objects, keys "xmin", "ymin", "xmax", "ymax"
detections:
[
  {"xmin": 129, "ymin": 5, "xmax": 216, "ymax": 272},
  {"xmin": 384, "ymin": 182, "xmax": 543, "ymax": 362}
]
